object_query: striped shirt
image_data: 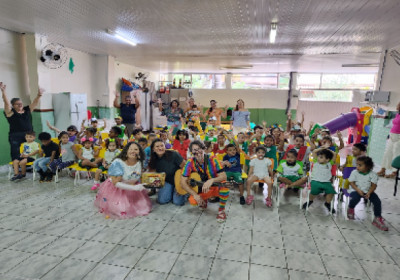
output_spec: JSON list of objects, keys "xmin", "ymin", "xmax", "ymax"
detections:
[{"xmin": 182, "ymin": 155, "xmax": 223, "ymax": 179}]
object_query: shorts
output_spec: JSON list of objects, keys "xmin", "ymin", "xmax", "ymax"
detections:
[
  {"xmin": 225, "ymin": 171, "xmax": 243, "ymax": 183},
  {"xmin": 280, "ymin": 175, "xmax": 301, "ymax": 182},
  {"xmin": 310, "ymin": 181, "xmax": 337, "ymax": 195},
  {"xmin": 15, "ymin": 156, "xmax": 35, "ymax": 163},
  {"xmin": 98, "ymin": 164, "xmax": 108, "ymax": 172},
  {"xmin": 78, "ymin": 158, "xmax": 95, "ymax": 168},
  {"xmin": 254, "ymin": 173, "xmax": 270, "ymax": 180}
]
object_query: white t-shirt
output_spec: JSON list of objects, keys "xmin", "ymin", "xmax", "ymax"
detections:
[
  {"xmin": 81, "ymin": 147, "xmax": 94, "ymax": 159},
  {"xmin": 311, "ymin": 162, "xmax": 332, "ymax": 182},
  {"xmin": 348, "ymin": 170, "xmax": 378, "ymax": 193},
  {"xmin": 104, "ymin": 149, "xmax": 121, "ymax": 164},
  {"xmin": 250, "ymin": 157, "xmax": 272, "ymax": 177}
]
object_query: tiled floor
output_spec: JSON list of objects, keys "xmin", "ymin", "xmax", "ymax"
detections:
[{"xmin": 0, "ymin": 169, "xmax": 400, "ymax": 280}]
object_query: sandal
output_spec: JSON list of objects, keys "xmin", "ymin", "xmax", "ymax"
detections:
[
  {"xmin": 377, "ymin": 170, "xmax": 386, "ymax": 177},
  {"xmin": 246, "ymin": 195, "xmax": 254, "ymax": 205},
  {"xmin": 385, "ymin": 172, "xmax": 397, "ymax": 179}
]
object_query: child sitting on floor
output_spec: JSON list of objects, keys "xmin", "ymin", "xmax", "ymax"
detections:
[
  {"xmin": 347, "ymin": 156, "xmax": 388, "ymax": 231},
  {"xmin": 11, "ymin": 131, "xmax": 40, "ymax": 181},
  {"xmin": 302, "ymin": 147, "xmax": 336, "ymax": 213}
]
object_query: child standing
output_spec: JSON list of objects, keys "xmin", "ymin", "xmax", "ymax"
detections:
[
  {"xmin": 114, "ymin": 116, "xmax": 126, "ymax": 139},
  {"xmin": 246, "ymin": 146, "xmax": 273, "ymax": 207},
  {"xmin": 347, "ymin": 156, "xmax": 388, "ymax": 231},
  {"xmin": 276, "ymin": 149, "xmax": 308, "ymax": 188},
  {"xmin": 222, "ymin": 144, "xmax": 245, "ymax": 204},
  {"xmin": 48, "ymin": 131, "xmax": 77, "ymax": 180},
  {"xmin": 264, "ymin": 134, "xmax": 278, "ymax": 170},
  {"xmin": 11, "ymin": 131, "xmax": 40, "ymax": 181},
  {"xmin": 91, "ymin": 139, "xmax": 121, "ymax": 190},
  {"xmin": 34, "ymin": 132, "xmax": 60, "ymax": 182},
  {"xmin": 302, "ymin": 147, "xmax": 336, "ymax": 213},
  {"xmin": 78, "ymin": 138, "xmax": 102, "ymax": 169}
]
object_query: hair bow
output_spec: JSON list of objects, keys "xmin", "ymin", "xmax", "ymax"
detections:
[
  {"xmin": 81, "ymin": 137, "xmax": 94, "ymax": 142},
  {"xmin": 109, "ymin": 138, "xmax": 115, "ymax": 142}
]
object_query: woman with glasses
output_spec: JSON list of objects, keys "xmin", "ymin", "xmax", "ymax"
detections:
[{"xmin": 1, "ymin": 82, "xmax": 43, "ymax": 161}]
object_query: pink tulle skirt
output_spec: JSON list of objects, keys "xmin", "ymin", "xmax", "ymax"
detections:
[{"xmin": 94, "ymin": 179, "xmax": 152, "ymax": 219}]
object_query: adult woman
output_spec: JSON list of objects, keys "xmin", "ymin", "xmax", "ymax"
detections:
[
  {"xmin": 94, "ymin": 142, "xmax": 151, "ymax": 218},
  {"xmin": 160, "ymin": 100, "xmax": 184, "ymax": 129},
  {"xmin": 230, "ymin": 99, "xmax": 250, "ymax": 134},
  {"xmin": 378, "ymin": 102, "xmax": 400, "ymax": 178},
  {"xmin": 148, "ymin": 139, "xmax": 186, "ymax": 205},
  {"xmin": 206, "ymin": 100, "xmax": 228, "ymax": 126},
  {"xmin": 1, "ymin": 82, "xmax": 43, "ymax": 160}
]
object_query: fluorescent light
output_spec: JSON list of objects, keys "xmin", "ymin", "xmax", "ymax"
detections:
[
  {"xmin": 342, "ymin": 63, "xmax": 379, "ymax": 67},
  {"xmin": 107, "ymin": 29, "xmax": 137, "ymax": 46},
  {"xmin": 270, "ymin": 22, "xmax": 277, "ymax": 44}
]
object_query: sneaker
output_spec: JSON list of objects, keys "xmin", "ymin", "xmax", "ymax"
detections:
[
  {"xmin": 216, "ymin": 210, "xmax": 226, "ymax": 223},
  {"xmin": 265, "ymin": 197, "xmax": 272, "ymax": 208},
  {"xmin": 372, "ymin": 217, "xmax": 389, "ymax": 231},
  {"xmin": 246, "ymin": 195, "xmax": 254, "ymax": 205},
  {"xmin": 302, "ymin": 200, "xmax": 313, "ymax": 209},
  {"xmin": 10, "ymin": 174, "xmax": 21, "ymax": 181},
  {"xmin": 199, "ymin": 200, "xmax": 208, "ymax": 209},
  {"xmin": 279, "ymin": 183, "xmax": 285, "ymax": 189},
  {"xmin": 347, "ymin": 208, "xmax": 355, "ymax": 220},
  {"xmin": 240, "ymin": 196, "xmax": 245, "ymax": 205},
  {"xmin": 324, "ymin": 202, "xmax": 336, "ymax": 214},
  {"xmin": 91, "ymin": 183, "xmax": 100, "ymax": 191}
]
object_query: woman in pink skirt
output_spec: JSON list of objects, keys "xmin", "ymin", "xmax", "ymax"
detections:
[{"xmin": 94, "ymin": 142, "xmax": 152, "ymax": 218}]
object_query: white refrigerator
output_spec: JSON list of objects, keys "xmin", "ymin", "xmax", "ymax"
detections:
[{"xmin": 52, "ymin": 92, "xmax": 87, "ymax": 130}]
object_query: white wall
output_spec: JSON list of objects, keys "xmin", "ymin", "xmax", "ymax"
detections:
[
  {"xmin": 378, "ymin": 47, "xmax": 400, "ymax": 110},
  {"xmin": 191, "ymin": 89, "xmax": 295, "ymax": 109},
  {"xmin": 0, "ymin": 29, "xmax": 30, "ymax": 108}
]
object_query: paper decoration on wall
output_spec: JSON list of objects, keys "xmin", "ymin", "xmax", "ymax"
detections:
[{"xmin": 69, "ymin": 58, "xmax": 75, "ymax": 73}]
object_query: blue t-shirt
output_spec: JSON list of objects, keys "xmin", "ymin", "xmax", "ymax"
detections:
[
  {"xmin": 120, "ymin": 103, "xmax": 136, "ymax": 124},
  {"xmin": 223, "ymin": 154, "xmax": 241, "ymax": 173},
  {"xmin": 144, "ymin": 146, "xmax": 151, "ymax": 169}
]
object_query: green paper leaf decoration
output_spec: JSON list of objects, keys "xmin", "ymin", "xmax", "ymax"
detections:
[{"xmin": 69, "ymin": 58, "xmax": 75, "ymax": 73}]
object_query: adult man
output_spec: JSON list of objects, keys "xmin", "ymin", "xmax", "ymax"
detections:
[
  {"xmin": 113, "ymin": 91, "xmax": 140, "ymax": 138},
  {"xmin": 180, "ymin": 140, "xmax": 229, "ymax": 222}
]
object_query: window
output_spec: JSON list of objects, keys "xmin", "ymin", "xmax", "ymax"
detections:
[
  {"xmin": 191, "ymin": 74, "xmax": 213, "ymax": 89},
  {"xmin": 297, "ymin": 73, "xmax": 376, "ymax": 90},
  {"xmin": 214, "ymin": 74, "xmax": 226, "ymax": 89},
  {"xmin": 278, "ymin": 73, "xmax": 290, "ymax": 89},
  {"xmin": 231, "ymin": 74, "xmax": 278, "ymax": 89},
  {"xmin": 299, "ymin": 90, "xmax": 353, "ymax": 102}
]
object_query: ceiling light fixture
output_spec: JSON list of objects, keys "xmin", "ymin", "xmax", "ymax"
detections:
[
  {"xmin": 107, "ymin": 29, "xmax": 137, "ymax": 47},
  {"xmin": 269, "ymin": 22, "xmax": 278, "ymax": 44},
  {"xmin": 220, "ymin": 65, "xmax": 253, "ymax": 70},
  {"xmin": 341, "ymin": 63, "xmax": 379, "ymax": 67}
]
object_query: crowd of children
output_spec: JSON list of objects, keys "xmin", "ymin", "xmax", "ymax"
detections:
[{"xmin": 9, "ymin": 107, "xmax": 388, "ymax": 230}]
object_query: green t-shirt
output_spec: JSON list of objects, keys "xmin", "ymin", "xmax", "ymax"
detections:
[{"xmin": 117, "ymin": 124, "xmax": 126, "ymax": 139}]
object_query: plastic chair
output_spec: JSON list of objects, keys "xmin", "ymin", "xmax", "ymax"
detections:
[{"xmin": 69, "ymin": 145, "xmax": 101, "ymax": 186}]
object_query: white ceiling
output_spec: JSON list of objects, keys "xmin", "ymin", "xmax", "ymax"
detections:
[{"xmin": 0, "ymin": 0, "xmax": 399, "ymax": 73}]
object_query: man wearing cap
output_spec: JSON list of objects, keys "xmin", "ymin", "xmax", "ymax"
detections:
[{"xmin": 113, "ymin": 91, "xmax": 140, "ymax": 138}]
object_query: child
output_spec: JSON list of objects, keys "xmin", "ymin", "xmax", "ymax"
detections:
[
  {"xmin": 302, "ymin": 147, "xmax": 336, "ymax": 213},
  {"xmin": 78, "ymin": 138, "xmax": 102, "ymax": 169},
  {"xmin": 159, "ymin": 130, "xmax": 172, "ymax": 149},
  {"xmin": 338, "ymin": 143, "xmax": 366, "ymax": 198},
  {"xmin": 276, "ymin": 149, "xmax": 307, "ymax": 188},
  {"xmin": 47, "ymin": 120, "xmax": 79, "ymax": 143},
  {"xmin": 172, "ymin": 129, "xmax": 190, "ymax": 160},
  {"xmin": 204, "ymin": 141, "xmax": 213, "ymax": 156},
  {"xmin": 34, "ymin": 132, "xmax": 60, "ymax": 182},
  {"xmin": 81, "ymin": 127, "xmax": 98, "ymax": 146},
  {"xmin": 246, "ymin": 146, "xmax": 273, "ymax": 207},
  {"xmin": 114, "ymin": 116, "xmax": 126, "ymax": 139},
  {"xmin": 222, "ymin": 144, "xmax": 245, "ymax": 204},
  {"xmin": 86, "ymin": 118, "xmax": 106, "ymax": 139},
  {"xmin": 204, "ymin": 128, "xmax": 218, "ymax": 143},
  {"xmin": 280, "ymin": 134, "xmax": 311, "ymax": 171},
  {"xmin": 213, "ymin": 134, "xmax": 227, "ymax": 155},
  {"xmin": 130, "ymin": 128, "xmax": 144, "ymax": 142},
  {"xmin": 237, "ymin": 132, "xmax": 249, "ymax": 155},
  {"xmin": 102, "ymin": 126, "xmax": 123, "ymax": 148},
  {"xmin": 94, "ymin": 142, "xmax": 152, "ymax": 219},
  {"xmin": 263, "ymin": 134, "xmax": 278, "ymax": 170},
  {"xmin": 48, "ymin": 131, "xmax": 77, "ymax": 180},
  {"xmin": 138, "ymin": 137, "xmax": 148, "ymax": 151},
  {"xmin": 91, "ymin": 139, "xmax": 121, "ymax": 190},
  {"xmin": 347, "ymin": 156, "xmax": 388, "ymax": 231},
  {"xmin": 143, "ymin": 133, "xmax": 157, "ymax": 169},
  {"xmin": 249, "ymin": 125, "xmax": 265, "ymax": 155},
  {"xmin": 11, "ymin": 131, "xmax": 40, "ymax": 181}
]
